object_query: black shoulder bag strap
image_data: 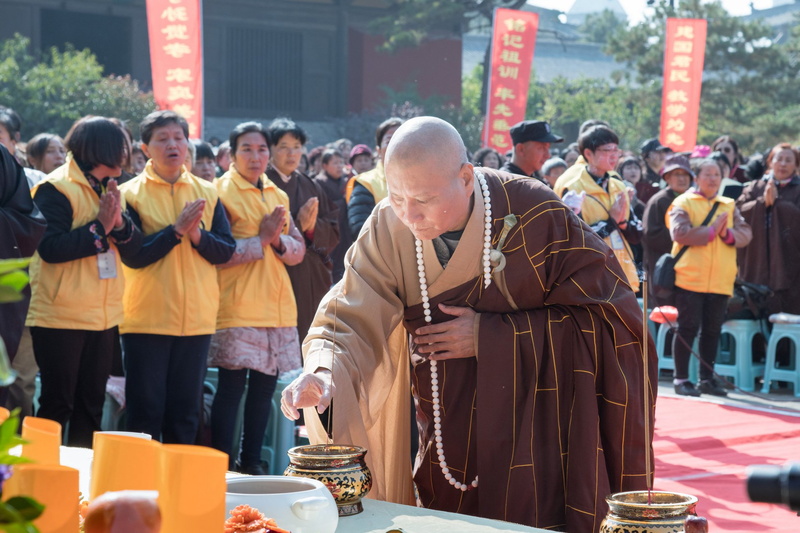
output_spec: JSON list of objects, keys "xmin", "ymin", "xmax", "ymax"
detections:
[{"xmin": 672, "ymin": 201, "xmax": 721, "ymax": 264}]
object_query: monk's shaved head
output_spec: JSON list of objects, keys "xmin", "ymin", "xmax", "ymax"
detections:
[
  {"xmin": 385, "ymin": 116, "xmax": 468, "ymax": 175},
  {"xmin": 383, "ymin": 117, "xmax": 476, "ymax": 241}
]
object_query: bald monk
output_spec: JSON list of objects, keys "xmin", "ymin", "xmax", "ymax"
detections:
[{"xmin": 281, "ymin": 117, "xmax": 656, "ymax": 532}]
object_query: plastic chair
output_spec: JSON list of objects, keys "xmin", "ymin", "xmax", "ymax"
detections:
[
  {"xmin": 714, "ymin": 319, "xmax": 767, "ymax": 392},
  {"xmin": 761, "ymin": 319, "xmax": 800, "ymax": 396}
]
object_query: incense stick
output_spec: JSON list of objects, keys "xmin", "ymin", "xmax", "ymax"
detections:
[
  {"xmin": 642, "ymin": 272, "xmax": 653, "ymax": 505},
  {"xmin": 327, "ymin": 293, "xmax": 339, "ymax": 445}
]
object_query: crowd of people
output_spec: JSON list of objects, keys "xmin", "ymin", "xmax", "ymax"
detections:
[
  {"xmin": 1, "ymin": 101, "xmax": 798, "ymax": 528},
  {"xmin": 472, "ymin": 118, "xmax": 797, "ymax": 397}
]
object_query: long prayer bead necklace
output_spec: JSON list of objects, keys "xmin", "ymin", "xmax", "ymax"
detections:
[{"xmin": 414, "ymin": 170, "xmax": 492, "ymax": 491}]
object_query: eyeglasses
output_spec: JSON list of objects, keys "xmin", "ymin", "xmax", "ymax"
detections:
[{"xmin": 721, "ymin": 147, "xmax": 734, "ymax": 153}]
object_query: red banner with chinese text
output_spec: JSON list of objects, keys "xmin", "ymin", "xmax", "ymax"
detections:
[
  {"xmin": 660, "ymin": 18, "xmax": 706, "ymax": 153},
  {"xmin": 146, "ymin": 0, "xmax": 203, "ymax": 138},
  {"xmin": 482, "ymin": 8, "xmax": 539, "ymax": 152}
]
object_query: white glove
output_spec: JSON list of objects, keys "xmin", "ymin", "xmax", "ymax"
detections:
[
  {"xmin": 280, "ymin": 369, "xmax": 335, "ymax": 420},
  {"xmin": 562, "ymin": 190, "xmax": 586, "ymax": 214}
]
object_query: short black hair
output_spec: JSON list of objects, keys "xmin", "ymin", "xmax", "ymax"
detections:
[
  {"xmin": 578, "ymin": 119, "xmax": 609, "ymax": 137},
  {"xmin": 65, "ymin": 116, "xmax": 127, "ymax": 172},
  {"xmin": 0, "ymin": 106, "xmax": 22, "ymax": 141},
  {"xmin": 139, "ymin": 110, "xmax": 189, "ymax": 144},
  {"xmin": 267, "ymin": 117, "xmax": 307, "ymax": 146},
  {"xmin": 321, "ymin": 149, "xmax": 343, "ymax": 166},
  {"xmin": 192, "ymin": 139, "xmax": 215, "ymax": 161},
  {"xmin": 578, "ymin": 126, "xmax": 619, "ymax": 154},
  {"xmin": 376, "ymin": 117, "xmax": 403, "ymax": 148},
  {"xmin": 229, "ymin": 122, "xmax": 269, "ymax": 155},
  {"xmin": 26, "ymin": 133, "xmax": 62, "ymax": 168}
]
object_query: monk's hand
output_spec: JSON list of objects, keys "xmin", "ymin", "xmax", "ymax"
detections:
[
  {"xmin": 280, "ymin": 369, "xmax": 334, "ymax": 421},
  {"xmin": 414, "ymin": 304, "xmax": 477, "ymax": 361}
]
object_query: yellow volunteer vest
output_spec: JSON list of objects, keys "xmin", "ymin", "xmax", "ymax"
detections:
[
  {"xmin": 26, "ymin": 157, "xmax": 126, "ymax": 330},
  {"xmin": 556, "ymin": 166, "xmax": 639, "ymax": 292},
  {"xmin": 215, "ymin": 168, "xmax": 298, "ymax": 329},
  {"xmin": 346, "ymin": 161, "xmax": 387, "ymax": 204},
  {"xmin": 119, "ymin": 161, "xmax": 220, "ymax": 336},
  {"xmin": 668, "ymin": 193, "xmax": 738, "ymax": 296}
]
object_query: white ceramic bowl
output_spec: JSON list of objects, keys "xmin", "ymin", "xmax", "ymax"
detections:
[{"xmin": 225, "ymin": 475, "xmax": 338, "ymax": 533}]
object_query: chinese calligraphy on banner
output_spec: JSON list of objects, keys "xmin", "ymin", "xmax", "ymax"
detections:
[
  {"xmin": 146, "ymin": 0, "xmax": 204, "ymax": 138},
  {"xmin": 482, "ymin": 9, "xmax": 539, "ymax": 152},
  {"xmin": 660, "ymin": 18, "xmax": 706, "ymax": 153}
]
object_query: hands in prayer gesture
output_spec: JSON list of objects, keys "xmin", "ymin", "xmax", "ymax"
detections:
[
  {"xmin": 97, "ymin": 179, "xmax": 124, "ymax": 235},
  {"xmin": 297, "ymin": 197, "xmax": 319, "ymax": 233},
  {"xmin": 260, "ymin": 205, "xmax": 286, "ymax": 248},
  {"xmin": 174, "ymin": 198, "xmax": 206, "ymax": 245}
]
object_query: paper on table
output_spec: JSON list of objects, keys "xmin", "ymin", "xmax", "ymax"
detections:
[
  {"xmin": 158, "ymin": 444, "xmax": 228, "ymax": 533},
  {"xmin": 91, "ymin": 433, "xmax": 161, "ymax": 500},
  {"xmin": 21, "ymin": 416, "xmax": 62, "ymax": 465},
  {"xmin": 4, "ymin": 463, "xmax": 79, "ymax": 533}
]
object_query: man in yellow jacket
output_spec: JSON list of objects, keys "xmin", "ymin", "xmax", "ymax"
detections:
[{"xmin": 554, "ymin": 125, "xmax": 641, "ymax": 292}]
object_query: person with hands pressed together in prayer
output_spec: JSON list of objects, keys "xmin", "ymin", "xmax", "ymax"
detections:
[
  {"xmin": 266, "ymin": 118, "xmax": 339, "ymax": 342},
  {"xmin": 120, "ymin": 110, "xmax": 235, "ymax": 444},
  {"xmin": 667, "ymin": 159, "xmax": 751, "ymax": 397},
  {"xmin": 281, "ymin": 117, "xmax": 655, "ymax": 532},
  {"xmin": 736, "ymin": 143, "xmax": 800, "ymax": 315},
  {"xmin": 210, "ymin": 122, "xmax": 305, "ymax": 474},
  {"xmin": 26, "ymin": 116, "xmax": 142, "ymax": 447},
  {"xmin": 554, "ymin": 125, "xmax": 642, "ymax": 292}
]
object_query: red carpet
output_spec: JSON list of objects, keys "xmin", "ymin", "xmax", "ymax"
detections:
[{"xmin": 653, "ymin": 396, "xmax": 800, "ymax": 532}]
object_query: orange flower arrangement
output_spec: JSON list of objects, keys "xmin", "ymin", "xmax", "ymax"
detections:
[{"xmin": 224, "ymin": 505, "xmax": 290, "ymax": 533}]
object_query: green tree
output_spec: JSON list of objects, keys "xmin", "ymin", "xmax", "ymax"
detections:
[
  {"xmin": 370, "ymin": 0, "xmax": 527, "ymax": 53},
  {"xmin": 604, "ymin": 0, "xmax": 800, "ymax": 152},
  {"xmin": 0, "ymin": 34, "xmax": 156, "ymax": 139},
  {"xmin": 578, "ymin": 9, "xmax": 627, "ymax": 45}
]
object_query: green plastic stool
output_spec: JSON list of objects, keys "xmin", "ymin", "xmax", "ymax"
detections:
[
  {"xmin": 761, "ymin": 317, "xmax": 800, "ymax": 396},
  {"xmin": 715, "ymin": 320, "xmax": 767, "ymax": 392}
]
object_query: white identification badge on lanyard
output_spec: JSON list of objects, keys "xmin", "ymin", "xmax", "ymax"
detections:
[
  {"xmin": 609, "ymin": 229, "xmax": 625, "ymax": 251},
  {"xmin": 97, "ymin": 249, "xmax": 117, "ymax": 279}
]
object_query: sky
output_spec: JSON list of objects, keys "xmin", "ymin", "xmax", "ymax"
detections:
[{"xmin": 527, "ymin": 0, "xmax": 776, "ymax": 24}]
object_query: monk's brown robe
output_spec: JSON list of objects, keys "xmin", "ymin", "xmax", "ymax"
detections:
[
  {"xmin": 304, "ymin": 170, "xmax": 656, "ymax": 533},
  {"xmin": 268, "ymin": 165, "xmax": 340, "ymax": 340},
  {"xmin": 736, "ymin": 176, "xmax": 800, "ymax": 314}
]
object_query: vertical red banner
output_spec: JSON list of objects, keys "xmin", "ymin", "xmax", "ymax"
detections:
[
  {"xmin": 660, "ymin": 18, "xmax": 706, "ymax": 153},
  {"xmin": 482, "ymin": 8, "xmax": 539, "ymax": 152},
  {"xmin": 146, "ymin": 0, "xmax": 204, "ymax": 138}
]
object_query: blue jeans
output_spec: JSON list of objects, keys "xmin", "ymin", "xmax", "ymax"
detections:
[
  {"xmin": 210, "ymin": 368, "xmax": 278, "ymax": 467},
  {"xmin": 672, "ymin": 288, "xmax": 729, "ymax": 381},
  {"xmin": 122, "ymin": 333, "xmax": 210, "ymax": 443}
]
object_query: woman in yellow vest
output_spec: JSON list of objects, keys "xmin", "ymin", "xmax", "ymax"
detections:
[
  {"xmin": 667, "ymin": 158, "xmax": 752, "ymax": 397},
  {"xmin": 210, "ymin": 122, "xmax": 305, "ymax": 473},
  {"xmin": 120, "ymin": 111, "xmax": 235, "ymax": 443},
  {"xmin": 26, "ymin": 116, "xmax": 142, "ymax": 447},
  {"xmin": 554, "ymin": 125, "xmax": 642, "ymax": 292}
]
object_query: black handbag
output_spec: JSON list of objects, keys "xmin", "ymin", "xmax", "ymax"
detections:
[{"xmin": 652, "ymin": 202, "xmax": 720, "ymax": 300}]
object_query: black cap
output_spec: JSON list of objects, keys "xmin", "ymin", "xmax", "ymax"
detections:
[
  {"xmin": 509, "ymin": 120, "xmax": 564, "ymax": 145},
  {"xmin": 640, "ymin": 138, "xmax": 669, "ymax": 155}
]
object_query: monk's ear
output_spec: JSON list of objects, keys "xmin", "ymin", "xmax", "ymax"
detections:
[{"xmin": 459, "ymin": 163, "xmax": 475, "ymax": 193}]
